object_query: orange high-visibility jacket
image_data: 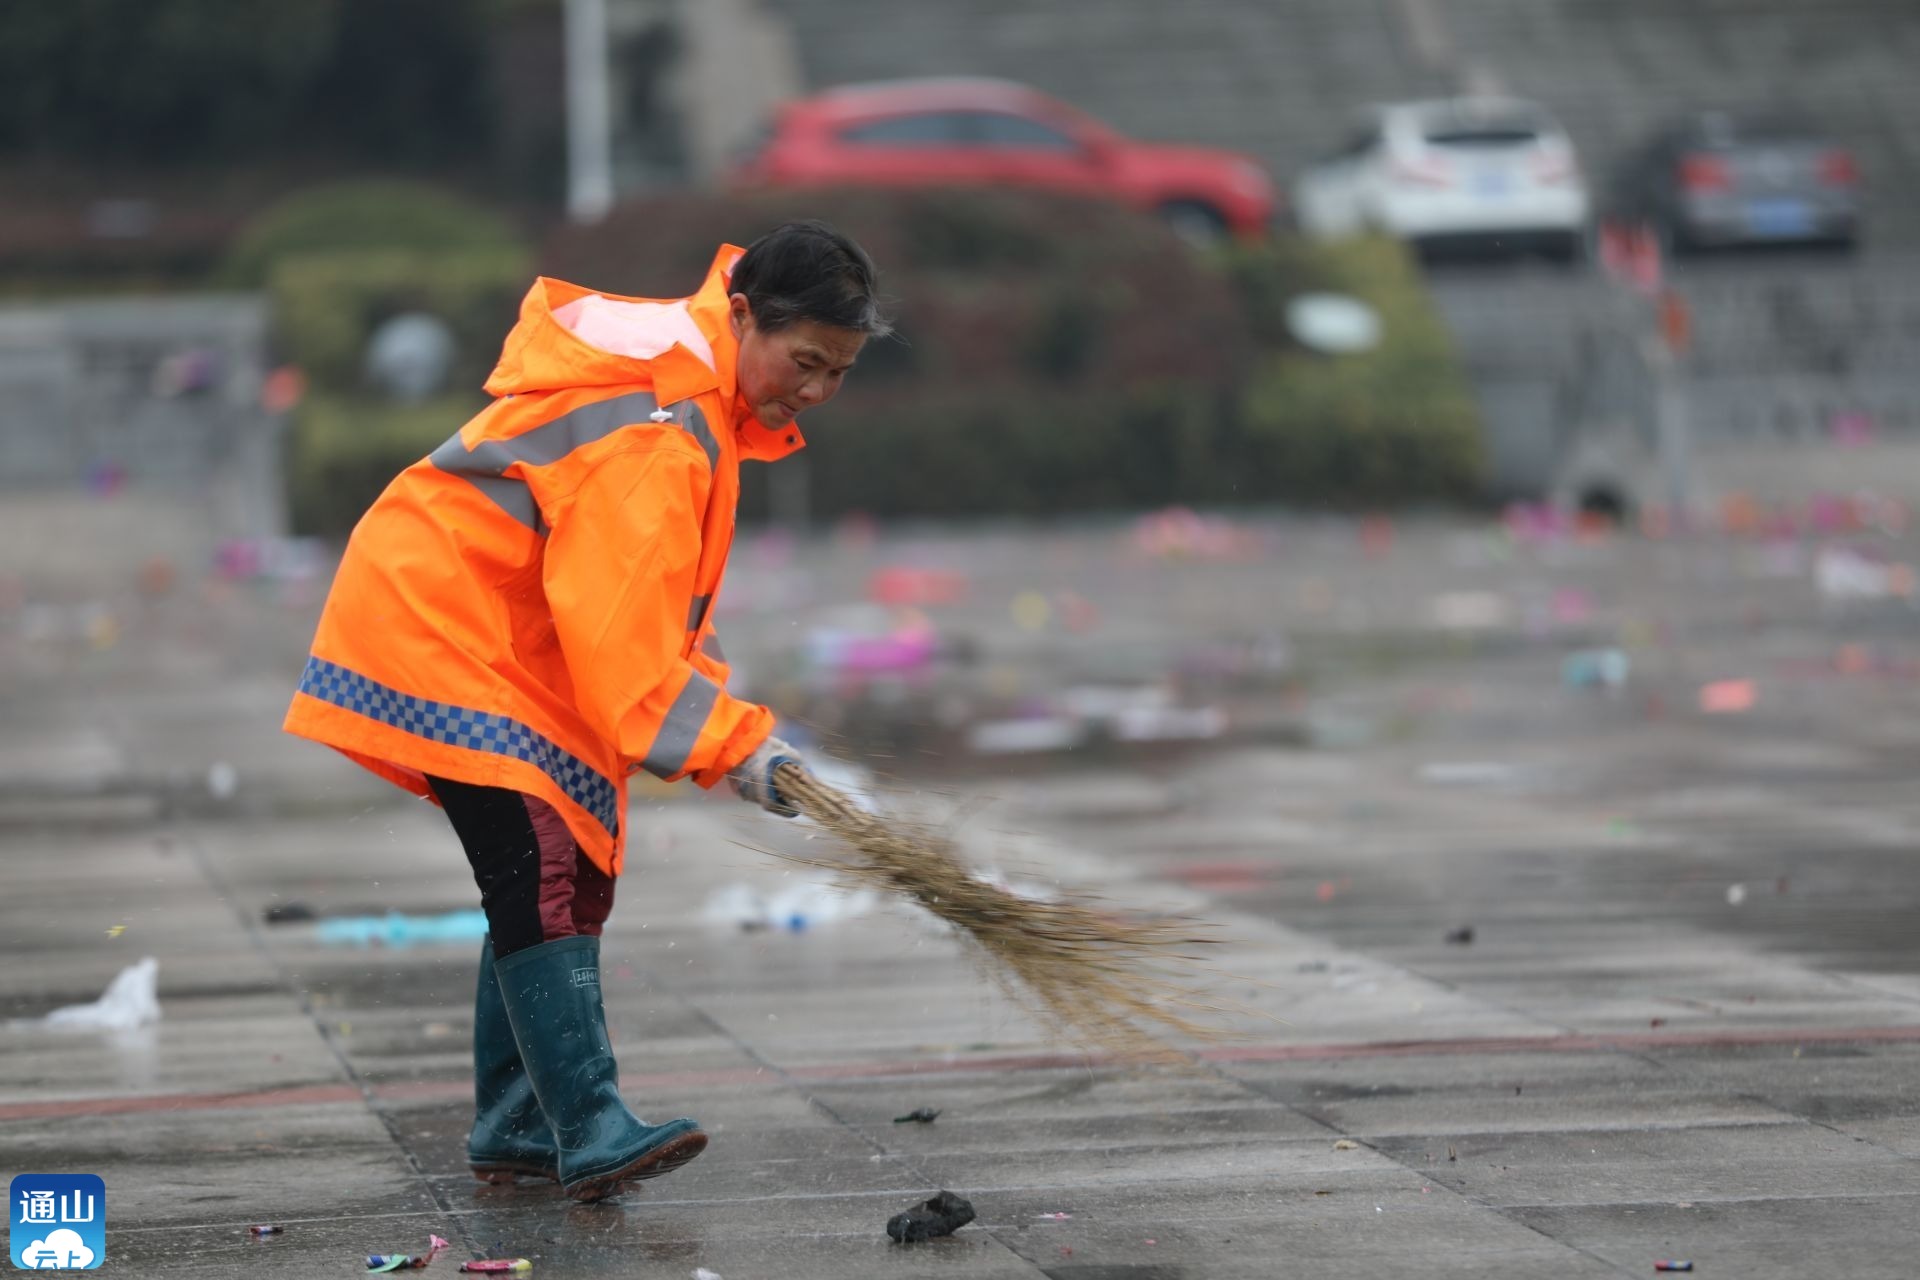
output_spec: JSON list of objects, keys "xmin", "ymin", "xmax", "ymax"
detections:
[{"xmin": 284, "ymin": 245, "xmax": 802, "ymax": 876}]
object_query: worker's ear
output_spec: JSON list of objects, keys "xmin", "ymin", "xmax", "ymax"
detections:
[{"xmin": 728, "ymin": 293, "xmax": 752, "ymax": 341}]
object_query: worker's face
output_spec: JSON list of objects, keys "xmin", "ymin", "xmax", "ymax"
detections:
[{"xmin": 729, "ymin": 294, "xmax": 866, "ymax": 428}]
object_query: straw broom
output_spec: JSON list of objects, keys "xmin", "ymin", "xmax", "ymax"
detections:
[{"xmin": 772, "ymin": 761, "xmax": 1227, "ymax": 1061}]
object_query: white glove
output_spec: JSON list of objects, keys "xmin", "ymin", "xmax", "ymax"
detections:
[{"xmin": 730, "ymin": 735, "xmax": 801, "ymax": 817}]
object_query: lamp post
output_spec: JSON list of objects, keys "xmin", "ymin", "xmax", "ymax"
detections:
[{"xmin": 564, "ymin": 0, "xmax": 615, "ymax": 223}]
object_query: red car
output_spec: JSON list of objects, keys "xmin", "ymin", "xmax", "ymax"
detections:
[{"xmin": 731, "ymin": 78, "xmax": 1279, "ymax": 241}]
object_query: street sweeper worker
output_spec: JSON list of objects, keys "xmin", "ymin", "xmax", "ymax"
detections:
[{"xmin": 283, "ymin": 220, "xmax": 888, "ymax": 1201}]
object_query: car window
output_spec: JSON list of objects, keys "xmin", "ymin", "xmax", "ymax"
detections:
[
  {"xmin": 1329, "ymin": 125, "xmax": 1380, "ymax": 162},
  {"xmin": 1689, "ymin": 114, "xmax": 1816, "ymax": 148},
  {"xmin": 1424, "ymin": 122, "xmax": 1542, "ymax": 149},
  {"xmin": 968, "ymin": 112, "xmax": 1082, "ymax": 150},
  {"xmin": 836, "ymin": 112, "xmax": 972, "ymax": 146}
]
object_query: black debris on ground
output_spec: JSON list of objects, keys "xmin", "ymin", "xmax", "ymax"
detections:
[
  {"xmin": 893, "ymin": 1107, "xmax": 941, "ymax": 1124},
  {"xmin": 887, "ymin": 1190, "xmax": 976, "ymax": 1243},
  {"xmin": 1444, "ymin": 925, "xmax": 1474, "ymax": 945},
  {"xmin": 264, "ymin": 902, "xmax": 318, "ymax": 924}
]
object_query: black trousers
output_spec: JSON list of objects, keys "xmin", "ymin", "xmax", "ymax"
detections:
[{"xmin": 427, "ymin": 775, "xmax": 616, "ymax": 959}]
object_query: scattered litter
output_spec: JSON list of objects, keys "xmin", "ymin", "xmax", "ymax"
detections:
[
  {"xmin": 966, "ymin": 716, "xmax": 1083, "ymax": 755},
  {"xmin": 458, "ymin": 1262, "xmax": 531, "ymax": 1274},
  {"xmin": 248, "ymin": 1225, "xmax": 283, "ymax": 1237},
  {"xmin": 1562, "ymin": 648, "xmax": 1629, "ymax": 692},
  {"xmin": 318, "ymin": 910, "xmax": 490, "ymax": 948},
  {"xmin": 1697, "ymin": 680, "xmax": 1756, "ymax": 715},
  {"xmin": 1444, "ymin": 926, "xmax": 1475, "ymax": 946},
  {"xmin": 1133, "ymin": 507, "xmax": 1253, "ymax": 560},
  {"xmin": 264, "ymin": 902, "xmax": 318, "ymax": 924},
  {"xmin": 892, "ymin": 1108, "xmax": 940, "ymax": 1125},
  {"xmin": 886, "ymin": 1190, "xmax": 976, "ymax": 1243},
  {"xmin": 1815, "ymin": 546, "xmax": 1915, "ymax": 602},
  {"xmin": 868, "ymin": 567, "xmax": 969, "ymax": 606},
  {"xmin": 691, "ymin": 1270, "xmax": 723, "ymax": 1280},
  {"xmin": 1108, "ymin": 699, "xmax": 1228, "ymax": 743},
  {"xmin": 1332, "ymin": 1139, "xmax": 1361, "ymax": 1151},
  {"xmin": 1036, "ymin": 1212, "xmax": 1072, "ymax": 1221},
  {"xmin": 1726, "ymin": 883, "xmax": 1748, "ymax": 906},
  {"xmin": 25, "ymin": 958, "xmax": 160, "ymax": 1031},
  {"xmin": 701, "ymin": 880, "xmax": 878, "ymax": 933},
  {"xmin": 366, "ymin": 1236, "xmax": 448, "ymax": 1272},
  {"xmin": 1653, "ymin": 1264, "xmax": 1694, "ymax": 1273},
  {"xmin": 105, "ymin": 925, "xmax": 126, "ymax": 939}
]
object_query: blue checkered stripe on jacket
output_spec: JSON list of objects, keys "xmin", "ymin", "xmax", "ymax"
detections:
[{"xmin": 297, "ymin": 656, "xmax": 619, "ymax": 836}]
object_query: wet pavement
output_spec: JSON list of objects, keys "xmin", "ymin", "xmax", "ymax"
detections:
[{"xmin": 5, "ymin": 508, "xmax": 1920, "ymax": 1277}]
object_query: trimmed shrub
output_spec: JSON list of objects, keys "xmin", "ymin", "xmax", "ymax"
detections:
[
  {"xmin": 268, "ymin": 247, "xmax": 532, "ymax": 394},
  {"xmin": 223, "ymin": 180, "xmax": 523, "ymax": 286},
  {"xmin": 285, "ymin": 392, "xmax": 478, "ymax": 537},
  {"xmin": 1227, "ymin": 236, "xmax": 1484, "ymax": 504}
]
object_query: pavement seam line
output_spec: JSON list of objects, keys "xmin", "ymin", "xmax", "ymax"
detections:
[{"xmin": 172, "ymin": 821, "xmax": 475, "ymax": 1248}]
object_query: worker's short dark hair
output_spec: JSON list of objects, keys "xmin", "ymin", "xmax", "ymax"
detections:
[{"xmin": 731, "ymin": 220, "xmax": 891, "ymax": 337}]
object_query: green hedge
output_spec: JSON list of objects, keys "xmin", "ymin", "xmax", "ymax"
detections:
[
  {"xmin": 286, "ymin": 392, "xmax": 479, "ymax": 537},
  {"xmin": 285, "ymin": 191, "xmax": 1484, "ymax": 534},
  {"xmin": 268, "ymin": 247, "xmax": 532, "ymax": 394},
  {"xmin": 1228, "ymin": 236, "xmax": 1484, "ymax": 503},
  {"xmin": 225, "ymin": 180, "xmax": 523, "ymax": 287}
]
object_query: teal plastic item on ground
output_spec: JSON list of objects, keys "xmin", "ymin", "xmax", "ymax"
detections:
[{"xmin": 318, "ymin": 909, "xmax": 490, "ymax": 948}]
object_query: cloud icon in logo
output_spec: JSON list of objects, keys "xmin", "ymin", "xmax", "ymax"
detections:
[{"xmin": 22, "ymin": 1228, "xmax": 96, "ymax": 1269}]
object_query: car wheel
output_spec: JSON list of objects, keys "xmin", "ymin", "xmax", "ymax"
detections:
[{"xmin": 1158, "ymin": 200, "xmax": 1230, "ymax": 247}]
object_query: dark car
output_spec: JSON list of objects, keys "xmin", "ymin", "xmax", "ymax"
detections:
[{"xmin": 1614, "ymin": 110, "xmax": 1861, "ymax": 252}]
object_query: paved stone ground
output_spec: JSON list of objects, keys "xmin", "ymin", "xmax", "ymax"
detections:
[{"xmin": 4, "ymin": 508, "xmax": 1920, "ymax": 1277}]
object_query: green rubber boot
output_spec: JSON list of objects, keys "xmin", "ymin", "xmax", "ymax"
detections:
[
  {"xmin": 493, "ymin": 935, "xmax": 707, "ymax": 1201},
  {"xmin": 468, "ymin": 936, "xmax": 560, "ymax": 1183}
]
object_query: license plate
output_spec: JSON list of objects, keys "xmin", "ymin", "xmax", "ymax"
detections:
[
  {"xmin": 1745, "ymin": 198, "xmax": 1814, "ymax": 238},
  {"xmin": 1472, "ymin": 171, "xmax": 1512, "ymax": 195}
]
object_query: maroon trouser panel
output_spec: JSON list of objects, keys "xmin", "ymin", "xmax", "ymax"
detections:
[{"xmin": 427, "ymin": 774, "xmax": 615, "ymax": 959}]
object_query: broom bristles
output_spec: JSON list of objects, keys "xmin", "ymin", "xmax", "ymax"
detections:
[{"xmin": 773, "ymin": 762, "xmax": 1225, "ymax": 1060}]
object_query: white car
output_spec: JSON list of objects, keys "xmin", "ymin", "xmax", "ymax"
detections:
[{"xmin": 1294, "ymin": 98, "xmax": 1591, "ymax": 261}]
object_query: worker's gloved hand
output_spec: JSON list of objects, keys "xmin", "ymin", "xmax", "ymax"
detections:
[{"xmin": 730, "ymin": 735, "xmax": 802, "ymax": 818}]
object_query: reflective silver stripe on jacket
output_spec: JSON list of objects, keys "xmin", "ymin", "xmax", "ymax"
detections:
[
  {"xmin": 637, "ymin": 670, "xmax": 720, "ymax": 779},
  {"xmin": 431, "ymin": 390, "xmax": 718, "ymax": 532},
  {"xmin": 686, "ymin": 594, "xmax": 712, "ymax": 632}
]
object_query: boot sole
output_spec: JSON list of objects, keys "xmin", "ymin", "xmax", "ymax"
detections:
[
  {"xmin": 565, "ymin": 1130, "xmax": 709, "ymax": 1202},
  {"xmin": 471, "ymin": 1162, "xmax": 561, "ymax": 1185}
]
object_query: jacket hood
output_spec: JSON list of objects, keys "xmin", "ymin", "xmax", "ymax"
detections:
[
  {"xmin": 483, "ymin": 245, "xmax": 804, "ymax": 461},
  {"xmin": 485, "ymin": 246, "xmax": 743, "ymax": 401}
]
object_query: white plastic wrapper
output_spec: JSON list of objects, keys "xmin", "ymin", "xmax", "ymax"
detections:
[
  {"xmin": 701, "ymin": 879, "xmax": 878, "ymax": 933},
  {"xmin": 35, "ymin": 957, "xmax": 161, "ymax": 1030}
]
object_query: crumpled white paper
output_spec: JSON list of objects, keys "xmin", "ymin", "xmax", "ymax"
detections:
[{"xmin": 34, "ymin": 957, "xmax": 161, "ymax": 1030}]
